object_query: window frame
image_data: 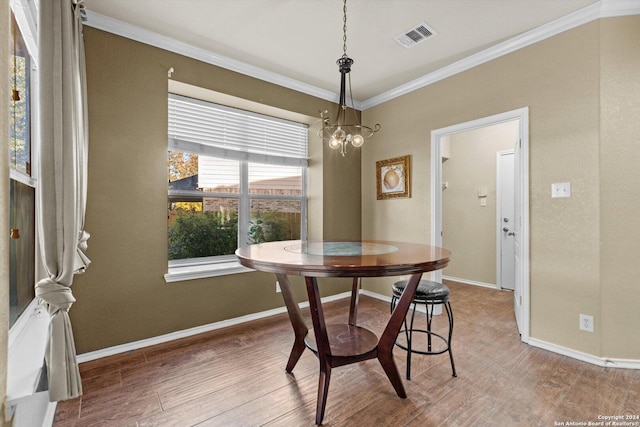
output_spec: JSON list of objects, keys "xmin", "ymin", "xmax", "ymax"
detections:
[
  {"xmin": 9, "ymin": 0, "xmax": 40, "ymax": 331},
  {"xmin": 7, "ymin": 0, "xmax": 50, "ymax": 410},
  {"xmin": 165, "ymin": 98, "xmax": 308, "ymax": 282}
]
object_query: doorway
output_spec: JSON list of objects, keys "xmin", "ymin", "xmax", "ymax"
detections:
[{"xmin": 430, "ymin": 108, "xmax": 530, "ymax": 342}]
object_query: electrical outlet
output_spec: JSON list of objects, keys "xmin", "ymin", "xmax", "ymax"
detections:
[
  {"xmin": 579, "ymin": 314, "xmax": 594, "ymax": 332},
  {"xmin": 276, "ymin": 280, "xmax": 281, "ymax": 293}
]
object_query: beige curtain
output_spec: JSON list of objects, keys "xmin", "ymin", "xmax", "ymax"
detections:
[{"xmin": 35, "ymin": 0, "xmax": 90, "ymax": 402}]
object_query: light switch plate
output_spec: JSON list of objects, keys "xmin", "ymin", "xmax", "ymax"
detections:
[{"xmin": 551, "ymin": 182, "xmax": 571, "ymax": 198}]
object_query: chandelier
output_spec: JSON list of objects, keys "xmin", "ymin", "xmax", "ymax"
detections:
[{"xmin": 318, "ymin": 0, "xmax": 380, "ymax": 156}]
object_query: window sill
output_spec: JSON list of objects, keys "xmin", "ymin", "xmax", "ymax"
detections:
[{"xmin": 164, "ymin": 260, "xmax": 254, "ymax": 282}]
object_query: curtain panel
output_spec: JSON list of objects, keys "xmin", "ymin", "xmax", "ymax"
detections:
[{"xmin": 36, "ymin": 0, "xmax": 90, "ymax": 402}]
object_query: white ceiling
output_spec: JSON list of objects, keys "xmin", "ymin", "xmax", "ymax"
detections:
[{"xmin": 84, "ymin": 0, "xmax": 601, "ymax": 104}]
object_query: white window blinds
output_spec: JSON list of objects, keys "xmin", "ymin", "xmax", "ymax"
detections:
[{"xmin": 168, "ymin": 94, "xmax": 308, "ymax": 167}]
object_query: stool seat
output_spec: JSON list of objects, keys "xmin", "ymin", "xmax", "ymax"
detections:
[
  {"xmin": 391, "ymin": 279, "xmax": 456, "ymax": 379},
  {"xmin": 392, "ymin": 280, "xmax": 450, "ymax": 302}
]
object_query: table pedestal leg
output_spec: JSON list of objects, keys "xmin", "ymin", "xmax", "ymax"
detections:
[
  {"xmin": 305, "ymin": 277, "xmax": 332, "ymax": 425},
  {"xmin": 316, "ymin": 357, "xmax": 332, "ymax": 425},
  {"xmin": 377, "ymin": 272, "xmax": 423, "ymax": 398},
  {"xmin": 278, "ymin": 272, "xmax": 423, "ymax": 424},
  {"xmin": 348, "ymin": 277, "xmax": 361, "ymax": 326},
  {"xmin": 276, "ymin": 273, "xmax": 309, "ymax": 373}
]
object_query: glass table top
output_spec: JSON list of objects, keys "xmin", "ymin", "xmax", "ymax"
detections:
[{"xmin": 284, "ymin": 241, "xmax": 399, "ymax": 257}]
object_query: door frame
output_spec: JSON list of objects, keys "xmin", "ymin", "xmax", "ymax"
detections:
[
  {"xmin": 496, "ymin": 149, "xmax": 515, "ymax": 291},
  {"xmin": 430, "ymin": 107, "xmax": 530, "ymax": 343}
]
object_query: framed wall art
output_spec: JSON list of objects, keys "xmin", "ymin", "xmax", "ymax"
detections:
[{"xmin": 376, "ymin": 155, "xmax": 411, "ymax": 200}]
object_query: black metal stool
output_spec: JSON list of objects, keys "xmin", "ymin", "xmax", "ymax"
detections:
[{"xmin": 390, "ymin": 280, "xmax": 457, "ymax": 380}]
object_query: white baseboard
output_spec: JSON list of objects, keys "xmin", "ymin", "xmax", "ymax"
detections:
[
  {"xmin": 369, "ymin": 290, "xmax": 640, "ymax": 370},
  {"xmin": 77, "ymin": 289, "xmax": 640, "ymax": 371},
  {"xmin": 77, "ymin": 291, "xmax": 351, "ymax": 363},
  {"xmin": 528, "ymin": 338, "xmax": 640, "ymax": 369},
  {"xmin": 360, "ymin": 289, "xmax": 391, "ymax": 303},
  {"xmin": 442, "ymin": 275, "xmax": 498, "ymax": 289}
]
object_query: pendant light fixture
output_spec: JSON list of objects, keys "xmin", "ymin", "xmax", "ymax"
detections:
[{"xmin": 318, "ymin": 0, "xmax": 380, "ymax": 156}]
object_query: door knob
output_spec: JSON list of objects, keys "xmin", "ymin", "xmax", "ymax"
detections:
[
  {"xmin": 503, "ymin": 227, "xmax": 515, "ymax": 236},
  {"xmin": 10, "ymin": 228, "xmax": 20, "ymax": 239}
]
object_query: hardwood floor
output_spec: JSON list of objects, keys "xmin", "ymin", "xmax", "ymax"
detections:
[{"xmin": 54, "ymin": 281, "xmax": 640, "ymax": 426}]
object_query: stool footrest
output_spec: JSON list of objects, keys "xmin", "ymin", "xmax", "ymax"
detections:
[{"xmin": 395, "ymin": 329, "xmax": 450, "ymax": 355}]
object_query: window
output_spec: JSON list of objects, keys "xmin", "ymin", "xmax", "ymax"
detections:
[
  {"xmin": 7, "ymin": 0, "xmax": 49, "ymax": 412},
  {"xmin": 9, "ymin": 10, "xmax": 36, "ymax": 328},
  {"xmin": 166, "ymin": 94, "xmax": 308, "ymax": 279}
]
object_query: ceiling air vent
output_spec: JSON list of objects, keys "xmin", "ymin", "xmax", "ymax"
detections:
[{"xmin": 395, "ymin": 22, "xmax": 437, "ymax": 48}]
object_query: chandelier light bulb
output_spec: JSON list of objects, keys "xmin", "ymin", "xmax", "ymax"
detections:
[
  {"xmin": 332, "ymin": 127, "xmax": 346, "ymax": 142},
  {"xmin": 351, "ymin": 134, "xmax": 364, "ymax": 147},
  {"xmin": 329, "ymin": 137, "xmax": 341, "ymax": 149}
]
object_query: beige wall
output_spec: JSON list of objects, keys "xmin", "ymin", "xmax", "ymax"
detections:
[
  {"xmin": 442, "ymin": 121, "xmax": 519, "ymax": 285},
  {"xmin": 1, "ymin": 1, "xmax": 11, "ymax": 423},
  {"xmin": 363, "ymin": 17, "xmax": 640, "ymax": 359},
  {"xmin": 599, "ymin": 16, "xmax": 640, "ymax": 360},
  {"xmin": 322, "ymin": 140, "xmax": 362, "ymax": 240},
  {"xmin": 73, "ymin": 28, "xmax": 358, "ymax": 354}
]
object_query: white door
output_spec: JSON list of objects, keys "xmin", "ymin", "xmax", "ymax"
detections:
[
  {"xmin": 497, "ymin": 151, "xmax": 515, "ymax": 291},
  {"xmin": 512, "ymin": 139, "xmax": 523, "ymax": 334}
]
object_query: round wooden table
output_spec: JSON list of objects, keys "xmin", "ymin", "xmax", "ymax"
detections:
[{"xmin": 236, "ymin": 240, "xmax": 451, "ymax": 425}]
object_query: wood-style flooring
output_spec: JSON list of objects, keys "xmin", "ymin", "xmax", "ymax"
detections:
[{"xmin": 54, "ymin": 281, "xmax": 640, "ymax": 426}]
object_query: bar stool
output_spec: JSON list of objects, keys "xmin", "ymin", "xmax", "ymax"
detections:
[{"xmin": 390, "ymin": 280, "xmax": 457, "ymax": 380}]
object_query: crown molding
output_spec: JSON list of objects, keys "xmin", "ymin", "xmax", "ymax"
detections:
[
  {"xmin": 83, "ymin": 10, "xmax": 345, "ymax": 107},
  {"xmin": 361, "ymin": 0, "xmax": 640, "ymax": 109},
  {"xmin": 84, "ymin": 1, "xmax": 639, "ymax": 112},
  {"xmin": 600, "ymin": 0, "xmax": 640, "ymax": 16}
]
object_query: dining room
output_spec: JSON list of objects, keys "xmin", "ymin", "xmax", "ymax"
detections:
[{"xmin": 3, "ymin": 1, "xmax": 640, "ymax": 426}]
